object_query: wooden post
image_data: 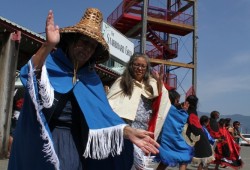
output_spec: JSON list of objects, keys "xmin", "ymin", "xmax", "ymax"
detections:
[
  {"xmin": 140, "ymin": 0, "xmax": 148, "ymax": 54},
  {"xmin": 193, "ymin": 0, "xmax": 198, "ymax": 93},
  {"xmin": 0, "ymin": 31, "xmax": 20, "ymax": 158}
]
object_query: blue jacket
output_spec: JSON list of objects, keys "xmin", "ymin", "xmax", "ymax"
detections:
[{"xmin": 8, "ymin": 49, "xmax": 126, "ymax": 170}]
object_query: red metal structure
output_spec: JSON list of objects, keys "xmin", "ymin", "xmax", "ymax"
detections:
[{"xmin": 107, "ymin": 0, "xmax": 196, "ymax": 90}]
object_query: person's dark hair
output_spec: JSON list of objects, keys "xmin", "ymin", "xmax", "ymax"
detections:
[
  {"xmin": 169, "ymin": 89, "xmax": 180, "ymax": 105},
  {"xmin": 218, "ymin": 118, "xmax": 225, "ymax": 127},
  {"xmin": 57, "ymin": 33, "xmax": 77, "ymax": 51},
  {"xmin": 210, "ymin": 110, "xmax": 220, "ymax": 119},
  {"xmin": 186, "ymin": 95, "xmax": 198, "ymax": 111},
  {"xmin": 120, "ymin": 52, "xmax": 151, "ymax": 96},
  {"xmin": 233, "ymin": 121, "xmax": 240, "ymax": 127},
  {"xmin": 200, "ymin": 115, "xmax": 209, "ymax": 126},
  {"xmin": 224, "ymin": 118, "xmax": 231, "ymax": 127}
]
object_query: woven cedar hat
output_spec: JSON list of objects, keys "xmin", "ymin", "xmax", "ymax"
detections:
[{"xmin": 60, "ymin": 8, "xmax": 109, "ymax": 63}]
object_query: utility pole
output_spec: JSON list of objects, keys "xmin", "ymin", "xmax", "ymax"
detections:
[
  {"xmin": 193, "ymin": 0, "xmax": 198, "ymax": 93},
  {"xmin": 140, "ymin": 0, "xmax": 148, "ymax": 54},
  {"xmin": 0, "ymin": 31, "xmax": 20, "ymax": 158}
]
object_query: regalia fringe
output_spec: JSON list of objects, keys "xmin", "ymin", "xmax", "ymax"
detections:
[
  {"xmin": 133, "ymin": 145, "xmax": 158, "ymax": 170},
  {"xmin": 83, "ymin": 124, "xmax": 126, "ymax": 159},
  {"xmin": 38, "ymin": 64, "xmax": 54, "ymax": 108},
  {"xmin": 27, "ymin": 61, "xmax": 59, "ymax": 170}
]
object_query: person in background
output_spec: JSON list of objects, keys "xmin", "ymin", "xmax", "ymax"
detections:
[
  {"xmin": 206, "ymin": 110, "xmax": 221, "ymax": 140},
  {"xmin": 169, "ymin": 89, "xmax": 180, "ymax": 106},
  {"xmin": 218, "ymin": 117, "xmax": 232, "ymax": 168},
  {"xmin": 103, "ymin": 85, "xmax": 110, "ymax": 94},
  {"xmin": 200, "ymin": 115, "xmax": 215, "ymax": 146},
  {"xmin": 156, "ymin": 89, "xmax": 193, "ymax": 170},
  {"xmin": 184, "ymin": 95, "xmax": 214, "ymax": 170},
  {"xmin": 199, "ymin": 115, "xmax": 216, "ymax": 169},
  {"xmin": 206, "ymin": 110, "xmax": 225, "ymax": 169},
  {"xmin": 7, "ymin": 87, "xmax": 25, "ymax": 158},
  {"xmin": 213, "ymin": 118, "xmax": 243, "ymax": 170},
  {"xmin": 181, "ymin": 101, "xmax": 190, "ymax": 111},
  {"xmin": 8, "ymin": 8, "xmax": 159, "ymax": 170},
  {"xmin": 228, "ymin": 121, "xmax": 250, "ymax": 145},
  {"xmin": 224, "ymin": 118, "xmax": 231, "ymax": 129},
  {"xmin": 107, "ymin": 53, "xmax": 170, "ymax": 169}
]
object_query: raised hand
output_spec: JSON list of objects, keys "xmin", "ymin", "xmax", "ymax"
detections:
[
  {"xmin": 151, "ymin": 64, "xmax": 164, "ymax": 93},
  {"xmin": 32, "ymin": 10, "xmax": 60, "ymax": 69},
  {"xmin": 45, "ymin": 10, "xmax": 60, "ymax": 47}
]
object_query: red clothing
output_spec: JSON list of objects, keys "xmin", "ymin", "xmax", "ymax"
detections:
[
  {"xmin": 213, "ymin": 126, "xmax": 243, "ymax": 169},
  {"xmin": 206, "ymin": 119, "xmax": 220, "ymax": 139}
]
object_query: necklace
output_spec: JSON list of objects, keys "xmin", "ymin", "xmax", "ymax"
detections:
[{"xmin": 73, "ymin": 60, "xmax": 79, "ymax": 84}]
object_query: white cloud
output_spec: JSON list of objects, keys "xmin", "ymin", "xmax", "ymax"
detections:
[
  {"xmin": 198, "ymin": 73, "xmax": 250, "ymax": 102},
  {"xmin": 229, "ymin": 53, "xmax": 250, "ymax": 65}
]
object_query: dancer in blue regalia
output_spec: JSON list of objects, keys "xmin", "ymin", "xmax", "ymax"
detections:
[
  {"xmin": 156, "ymin": 89, "xmax": 193, "ymax": 170},
  {"xmin": 8, "ymin": 8, "xmax": 159, "ymax": 170}
]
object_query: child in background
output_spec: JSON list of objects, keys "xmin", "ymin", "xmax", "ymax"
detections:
[{"xmin": 200, "ymin": 115, "xmax": 216, "ymax": 146}]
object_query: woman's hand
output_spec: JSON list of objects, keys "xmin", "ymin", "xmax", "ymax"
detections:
[
  {"xmin": 45, "ymin": 10, "xmax": 60, "ymax": 48},
  {"xmin": 217, "ymin": 138, "xmax": 224, "ymax": 142},
  {"xmin": 182, "ymin": 101, "xmax": 189, "ymax": 111},
  {"xmin": 32, "ymin": 10, "xmax": 60, "ymax": 69},
  {"xmin": 124, "ymin": 126, "xmax": 159, "ymax": 154},
  {"xmin": 151, "ymin": 64, "xmax": 164, "ymax": 94}
]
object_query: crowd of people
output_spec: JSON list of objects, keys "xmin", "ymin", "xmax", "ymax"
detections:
[{"xmin": 7, "ymin": 7, "xmax": 250, "ymax": 170}]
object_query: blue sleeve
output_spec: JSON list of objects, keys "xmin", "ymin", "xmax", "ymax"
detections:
[{"xmin": 203, "ymin": 126, "xmax": 215, "ymax": 145}]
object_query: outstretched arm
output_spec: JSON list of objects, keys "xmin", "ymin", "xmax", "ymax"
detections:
[
  {"xmin": 239, "ymin": 133, "xmax": 250, "ymax": 144},
  {"xmin": 124, "ymin": 126, "xmax": 159, "ymax": 154},
  {"xmin": 32, "ymin": 10, "xmax": 60, "ymax": 70}
]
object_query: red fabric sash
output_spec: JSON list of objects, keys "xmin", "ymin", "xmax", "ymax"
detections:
[
  {"xmin": 147, "ymin": 92, "xmax": 162, "ymax": 136},
  {"xmin": 207, "ymin": 123, "xmax": 221, "ymax": 139}
]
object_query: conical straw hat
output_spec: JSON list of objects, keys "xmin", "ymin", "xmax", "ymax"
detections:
[{"xmin": 60, "ymin": 8, "xmax": 109, "ymax": 63}]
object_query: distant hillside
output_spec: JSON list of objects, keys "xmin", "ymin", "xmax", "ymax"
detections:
[{"xmin": 198, "ymin": 112, "xmax": 250, "ymax": 134}]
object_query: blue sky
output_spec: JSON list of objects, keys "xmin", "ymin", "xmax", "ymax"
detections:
[{"xmin": 1, "ymin": 1, "xmax": 250, "ymax": 116}]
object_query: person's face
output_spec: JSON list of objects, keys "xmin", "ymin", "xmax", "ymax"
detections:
[
  {"xmin": 132, "ymin": 57, "xmax": 147, "ymax": 82},
  {"xmin": 182, "ymin": 101, "xmax": 189, "ymax": 110},
  {"xmin": 104, "ymin": 85, "xmax": 109, "ymax": 94},
  {"xmin": 69, "ymin": 35, "xmax": 98, "ymax": 66},
  {"xmin": 215, "ymin": 113, "xmax": 220, "ymax": 120},
  {"xmin": 205, "ymin": 120, "xmax": 210, "ymax": 126},
  {"xmin": 235, "ymin": 123, "xmax": 240, "ymax": 129},
  {"xmin": 174, "ymin": 97, "xmax": 180, "ymax": 106}
]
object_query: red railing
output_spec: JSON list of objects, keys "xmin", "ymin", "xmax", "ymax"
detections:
[
  {"xmin": 164, "ymin": 73, "xmax": 177, "ymax": 89},
  {"xmin": 148, "ymin": 47, "xmax": 163, "ymax": 59},
  {"xmin": 186, "ymin": 85, "xmax": 195, "ymax": 98},
  {"xmin": 107, "ymin": 0, "xmax": 193, "ymax": 26},
  {"xmin": 107, "ymin": 1, "xmax": 124, "ymax": 25},
  {"xmin": 134, "ymin": 44, "xmax": 162, "ymax": 59},
  {"xmin": 146, "ymin": 27, "xmax": 178, "ymax": 57}
]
